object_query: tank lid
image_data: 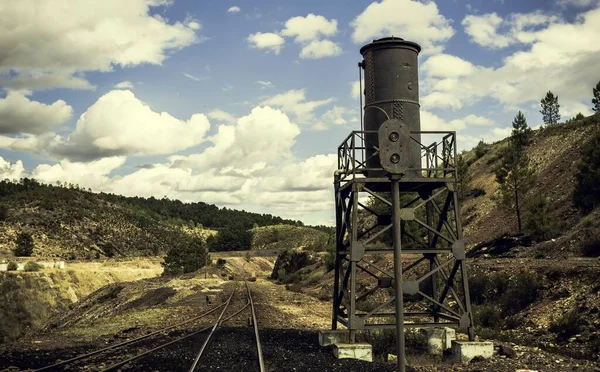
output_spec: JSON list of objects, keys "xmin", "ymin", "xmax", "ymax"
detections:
[{"xmin": 360, "ymin": 37, "xmax": 421, "ymax": 55}]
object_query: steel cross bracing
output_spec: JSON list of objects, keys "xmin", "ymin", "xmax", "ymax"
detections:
[{"xmin": 331, "ymin": 130, "xmax": 475, "ymax": 342}]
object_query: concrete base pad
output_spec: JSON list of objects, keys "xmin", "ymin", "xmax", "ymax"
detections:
[
  {"xmin": 333, "ymin": 343, "xmax": 373, "ymax": 362},
  {"xmin": 318, "ymin": 329, "xmax": 349, "ymax": 347},
  {"xmin": 451, "ymin": 340, "xmax": 494, "ymax": 364},
  {"xmin": 419, "ymin": 327, "xmax": 457, "ymax": 355}
]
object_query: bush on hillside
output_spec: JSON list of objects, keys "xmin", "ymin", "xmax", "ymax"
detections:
[
  {"xmin": 13, "ymin": 232, "xmax": 34, "ymax": 257},
  {"xmin": 207, "ymin": 225, "xmax": 252, "ymax": 252},
  {"xmin": 573, "ymin": 130, "xmax": 600, "ymax": 213},
  {"xmin": 470, "ymin": 188, "xmax": 486, "ymax": 198},
  {"xmin": 474, "ymin": 140, "xmax": 488, "ymax": 159},
  {"xmin": 500, "ymin": 272, "xmax": 541, "ymax": 314},
  {"xmin": 526, "ymin": 194, "xmax": 559, "ymax": 241},
  {"xmin": 470, "ymin": 271, "xmax": 540, "ymax": 320},
  {"xmin": 7, "ymin": 262, "xmax": 17, "ymax": 271},
  {"xmin": 162, "ymin": 236, "xmax": 208, "ymax": 276},
  {"xmin": 581, "ymin": 235, "xmax": 600, "ymax": 257},
  {"xmin": 474, "ymin": 304, "xmax": 502, "ymax": 328},
  {"xmin": 549, "ymin": 309, "xmax": 582, "ymax": 342},
  {"xmin": 23, "ymin": 261, "xmax": 42, "ymax": 272},
  {"xmin": 0, "ymin": 204, "xmax": 8, "ymax": 221}
]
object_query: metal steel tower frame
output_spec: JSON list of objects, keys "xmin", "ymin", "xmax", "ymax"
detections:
[{"xmin": 331, "ymin": 129, "xmax": 475, "ymax": 367}]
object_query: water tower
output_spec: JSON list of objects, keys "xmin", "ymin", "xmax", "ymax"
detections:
[{"xmin": 330, "ymin": 37, "xmax": 475, "ymax": 371}]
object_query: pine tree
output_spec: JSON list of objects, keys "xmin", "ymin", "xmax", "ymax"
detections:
[
  {"xmin": 510, "ymin": 111, "xmax": 532, "ymax": 151},
  {"xmin": 593, "ymin": 81, "xmax": 600, "ymax": 113},
  {"xmin": 496, "ymin": 112, "xmax": 535, "ymax": 232},
  {"xmin": 540, "ymin": 91, "xmax": 561, "ymax": 126}
]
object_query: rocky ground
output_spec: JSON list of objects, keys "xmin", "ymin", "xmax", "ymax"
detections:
[{"xmin": 1, "ymin": 272, "xmax": 599, "ymax": 371}]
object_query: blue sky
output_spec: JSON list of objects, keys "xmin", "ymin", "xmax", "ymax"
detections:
[{"xmin": 0, "ymin": 0, "xmax": 599, "ymax": 225}]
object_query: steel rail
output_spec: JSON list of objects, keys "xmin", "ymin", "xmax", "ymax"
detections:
[
  {"xmin": 188, "ymin": 287, "xmax": 237, "ymax": 372},
  {"xmin": 101, "ymin": 323, "xmax": 213, "ymax": 372},
  {"xmin": 34, "ymin": 301, "xmax": 229, "ymax": 372},
  {"xmin": 246, "ymin": 282, "xmax": 266, "ymax": 372},
  {"xmin": 102, "ymin": 289, "xmax": 236, "ymax": 372}
]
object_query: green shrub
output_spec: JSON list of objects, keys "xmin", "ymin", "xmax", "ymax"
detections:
[
  {"xmin": 23, "ymin": 261, "xmax": 42, "ymax": 272},
  {"xmin": 13, "ymin": 232, "xmax": 34, "ymax": 257},
  {"xmin": 474, "ymin": 140, "xmax": 488, "ymax": 159},
  {"xmin": 503, "ymin": 314, "xmax": 523, "ymax": 329},
  {"xmin": 469, "ymin": 272, "xmax": 510, "ymax": 305},
  {"xmin": 324, "ymin": 244, "xmax": 336, "ymax": 272},
  {"xmin": 162, "ymin": 236, "xmax": 208, "ymax": 276},
  {"xmin": 474, "ymin": 304, "xmax": 502, "ymax": 328},
  {"xmin": 581, "ymin": 235, "xmax": 600, "ymax": 257},
  {"xmin": 573, "ymin": 130, "xmax": 600, "ymax": 213},
  {"xmin": 549, "ymin": 309, "xmax": 582, "ymax": 342},
  {"xmin": 405, "ymin": 329, "xmax": 427, "ymax": 352},
  {"xmin": 207, "ymin": 225, "xmax": 252, "ymax": 252},
  {"xmin": 470, "ymin": 188, "xmax": 486, "ymax": 198},
  {"xmin": 0, "ymin": 204, "xmax": 8, "ymax": 221},
  {"xmin": 7, "ymin": 262, "xmax": 17, "ymax": 271},
  {"xmin": 526, "ymin": 194, "xmax": 558, "ymax": 241},
  {"xmin": 500, "ymin": 272, "xmax": 540, "ymax": 313}
]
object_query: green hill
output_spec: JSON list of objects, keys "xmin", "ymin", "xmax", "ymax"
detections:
[{"xmin": 0, "ymin": 181, "xmax": 302, "ymax": 259}]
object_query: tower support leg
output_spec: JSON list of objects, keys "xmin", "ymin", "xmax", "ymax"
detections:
[{"xmin": 391, "ymin": 178, "xmax": 405, "ymax": 372}]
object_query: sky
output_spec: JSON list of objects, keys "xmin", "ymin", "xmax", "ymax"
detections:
[{"xmin": 0, "ymin": 0, "xmax": 599, "ymax": 226}]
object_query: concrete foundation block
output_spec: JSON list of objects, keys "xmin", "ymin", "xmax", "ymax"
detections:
[
  {"xmin": 422, "ymin": 328, "xmax": 446, "ymax": 355},
  {"xmin": 333, "ymin": 343, "xmax": 373, "ymax": 362},
  {"xmin": 318, "ymin": 329, "xmax": 350, "ymax": 347},
  {"xmin": 419, "ymin": 327, "xmax": 457, "ymax": 355},
  {"xmin": 444, "ymin": 328, "xmax": 456, "ymax": 350},
  {"xmin": 451, "ymin": 340, "xmax": 494, "ymax": 364}
]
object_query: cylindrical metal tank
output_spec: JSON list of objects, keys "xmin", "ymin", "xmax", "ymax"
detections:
[{"xmin": 360, "ymin": 37, "xmax": 421, "ymax": 175}]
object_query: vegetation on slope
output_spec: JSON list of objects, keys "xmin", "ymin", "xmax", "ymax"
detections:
[
  {"xmin": 0, "ymin": 179, "xmax": 302, "ymax": 259},
  {"xmin": 251, "ymin": 224, "xmax": 331, "ymax": 251},
  {"xmin": 460, "ymin": 112, "xmax": 600, "ymax": 248}
]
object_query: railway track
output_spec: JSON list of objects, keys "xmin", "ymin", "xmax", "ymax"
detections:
[{"xmin": 32, "ymin": 282, "xmax": 265, "ymax": 372}]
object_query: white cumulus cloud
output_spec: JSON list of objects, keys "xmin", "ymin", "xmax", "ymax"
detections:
[
  {"xmin": 281, "ymin": 14, "xmax": 338, "ymax": 43},
  {"xmin": 228, "ymin": 6, "xmax": 241, "ymax": 13},
  {"xmin": 53, "ymin": 90, "xmax": 210, "ymax": 161},
  {"xmin": 249, "ymin": 13, "xmax": 342, "ymax": 59},
  {"xmin": 247, "ymin": 32, "xmax": 285, "ymax": 54},
  {"xmin": 114, "ymin": 81, "xmax": 134, "ymax": 89},
  {"xmin": 423, "ymin": 7, "xmax": 600, "ymax": 115},
  {"xmin": 0, "ymin": 92, "xmax": 73, "ymax": 135},
  {"xmin": 170, "ymin": 106, "xmax": 300, "ymax": 170},
  {"xmin": 0, "ymin": 156, "xmax": 25, "ymax": 181},
  {"xmin": 350, "ymin": 0, "xmax": 454, "ymax": 55},
  {"xmin": 300, "ymin": 39, "xmax": 343, "ymax": 59},
  {"xmin": 0, "ymin": 0, "xmax": 200, "ymax": 91},
  {"xmin": 462, "ymin": 11, "xmax": 559, "ymax": 49},
  {"xmin": 261, "ymin": 89, "xmax": 334, "ymax": 124}
]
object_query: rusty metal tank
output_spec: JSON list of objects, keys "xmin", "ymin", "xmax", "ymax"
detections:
[{"xmin": 360, "ymin": 37, "xmax": 422, "ymax": 176}]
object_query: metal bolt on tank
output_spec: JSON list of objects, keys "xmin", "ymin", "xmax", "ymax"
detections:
[{"xmin": 331, "ymin": 37, "xmax": 475, "ymax": 372}]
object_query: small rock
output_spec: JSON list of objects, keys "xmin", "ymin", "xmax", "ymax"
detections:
[{"xmin": 499, "ymin": 344, "xmax": 516, "ymax": 358}]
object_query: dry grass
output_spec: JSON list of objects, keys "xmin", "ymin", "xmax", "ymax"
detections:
[{"xmin": 0, "ymin": 258, "xmax": 163, "ymax": 342}]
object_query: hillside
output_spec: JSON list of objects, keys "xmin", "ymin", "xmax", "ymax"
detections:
[
  {"xmin": 250, "ymin": 224, "xmax": 331, "ymax": 251},
  {"xmin": 461, "ymin": 113, "xmax": 600, "ymax": 255},
  {"xmin": 0, "ymin": 181, "xmax": 301, "ymax": 259}
]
